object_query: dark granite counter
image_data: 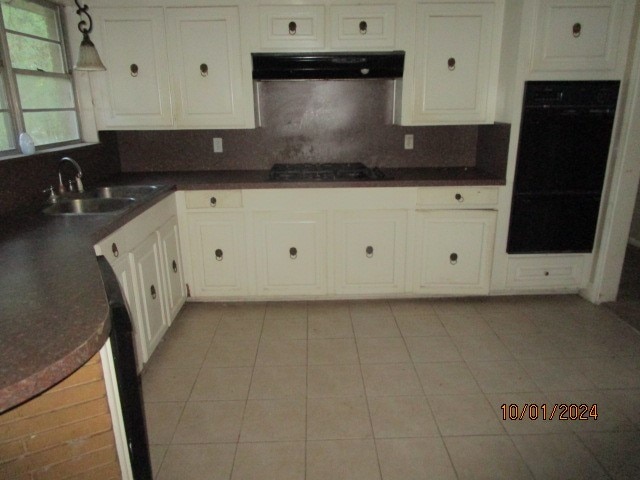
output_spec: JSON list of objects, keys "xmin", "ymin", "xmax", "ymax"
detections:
[{"xmin": 0, "ymin": 167, "xmax": 503, "ymax": 413}]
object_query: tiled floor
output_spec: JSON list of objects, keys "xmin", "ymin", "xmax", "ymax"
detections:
[{"xmin": 142, "ymin": 296, "xmax": 640, "ymax": 479}]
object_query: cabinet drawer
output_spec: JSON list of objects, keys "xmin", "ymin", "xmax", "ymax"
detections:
[
  {"xmin": 506, "ymin": 255, "xmax": 586, "ymax": 289},
  {"xmin": 260, "ymin": 6, "xmax": 325, "ymax": 50},
  {"xmin": 330, "ymin": 5, "xmax": 396, "ymax": 48},
  {"xmin": 531, "ymin": 0, "xmax": 625, "ymax": 72},
  {"xmin": 184, "ymin": 190, "xmax": 243, "ymax": 209},
  {"xmin": 417, "ymin": 187, "xmax": 499, "ymax": 208}
]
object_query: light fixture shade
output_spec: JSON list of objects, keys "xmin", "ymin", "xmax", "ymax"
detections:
[{"xmin": 75, "ymin": 35, "xmax": 106, "ymax": 71}]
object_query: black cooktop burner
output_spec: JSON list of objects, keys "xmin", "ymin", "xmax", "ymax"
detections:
[{"xmin": 269, "ymin": 162, "xmax": 386, "ymax": 181}]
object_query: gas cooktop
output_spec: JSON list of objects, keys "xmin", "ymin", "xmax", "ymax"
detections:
[{"xmin": 269, "ymin": 162, "xmax": 386, "ymax": 182}]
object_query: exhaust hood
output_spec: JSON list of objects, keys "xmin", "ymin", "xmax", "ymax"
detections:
[{"xmin": 252, "ymin": 51, "xmax": 404, "ymax": 80}]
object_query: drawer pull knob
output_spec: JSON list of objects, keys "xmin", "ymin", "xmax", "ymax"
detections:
[
  {"xmin": 366, "ymin": 245, "xmax": 374, "ymax": 257},
  {"xmin": 450, "ymin": 253, "xmax": 458, "ymax": 265},
  {"xmin": 130, "ymin": 63, "xmax": 139, "ymax": 77},
  {"xmin": 112, "ymin": 242, "xmax": 119, "ymax": 258},
  {"xmin": 544, "ymin": 271, "xmax": 550, "ymax": 276},
  {"xmin": 150, "ymin": 284, "xmax": 157, "ymax": 299},
  {"xmin": 210, "ymin": 196, "xmax": 217, "ymax": 207},
  {"xmin": 448, "ymin": 57, "xmax": 456, "ymax": 70},
  {"xmin": 200, "ymin": 63, "xmax": 208, "ymax": 77},
  {"xmin": 289, "ymin": 21, "xmax": 297, "ymax": 35},
  {"xmin": 289, "ymin": 247, "xmax": 297, "ymax": 259},
  {"xmin": 455, "ymin": 193, "xmax": 464, "ymax": 202},
  {"xmin": 172, "ymin": 259, "xmax": 178, "ymax": 273},
  {"xmin": 572, "ymin": 22, "xmax": 581, "ymax": 38},
  {"xmin": 215, "ymin": 249, "xmax": 223, "ymax": 261},
  {"xmin": 359, "ymin": 20, "xmax": 367, "ymax": 34}
]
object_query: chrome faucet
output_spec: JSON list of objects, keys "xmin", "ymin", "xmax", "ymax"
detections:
[{"xmin": 58, "ymin": 156, "xmax": 84, "ymax": 194}]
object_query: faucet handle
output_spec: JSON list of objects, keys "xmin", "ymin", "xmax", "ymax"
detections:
[{"xmin": 43, "ymin": 186, "xmax": 58, "ymax": 203}]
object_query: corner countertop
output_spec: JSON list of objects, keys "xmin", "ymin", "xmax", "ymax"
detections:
[{"xmin": 0, "ymin": 167, "xmax": 503, "ymax": 413}]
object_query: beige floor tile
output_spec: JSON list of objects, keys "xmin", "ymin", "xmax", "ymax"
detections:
[
  {"xmin": 149, "ymin": 444, "xmax": 167, "ymax": 478},
  {"xmin": 147, "ymin": 340, "xmax": 209, "ymax": 370},
  {"xmin": 352, "ymin": 316, "xmax": 400, "ymax": 338},
  {"xmin": 173, "ymin": 401, "xmax": 245, "ymax": 444},
  {"xmin": 578, "ymin": 356, "xmax": 640, "ymax": 389},
  {"xmin": 248, "ymin": 365, "xmax": 307, "ymax": 399},
  {"xmin": 482, "ymin": 312, "xmax": 542, "ymax": 337},
  {"xmin": 308, "ymin": 314, "xmax": 354, "ymax": 338},
  {"xmin": 349, "ymin": 300, "xmax": 393, "ymax": 319},
  {"xmin": 439, "ymin": 315, "xmax": 495, "ymax": 336},
  {"xmin": 432, "ymin": 299, "xmax": 479, "ymax": 316},
  {"xmin": 240, "ymin": 398, "xmax": 306, "ymax": 442},
  {"xmin": 215, "ymin": 317, "xmax": 263, "ymax": 340},
  {"xmin": 414, "ymin": 362, "xmax": 481, "ymax": 395},
  {"xmin": 308, "ymin": 338, "xmax": 359, "ymax": 365},
  {"xmin": 261, "ymin": 317, "xmax": 308, "ymax": 339},
  {"xmin": 163, "ymin": 315, "xmax": 219, "ymax": 345},
  {"xmin": 452, "ymin": 333, "xmax": 514, "ymax": 361},
  {"xmin": 219, "ymin": 302, "xmax": 266, "ymax": 320},
  {"xmin": 306, "ymin": 439, "xmax": 381, "ymax": 480},
  {"xmin": 388, "ymin": 299, "xmax": 436, "ymax": 316},
  {"xmin": 307, "ymin": 364, "xmax": 365, "ymax": 397},
  {"xmin": 190, "ymin": 367, "xmax": 252, "ymax": 401},
  {"xmin": 255, "ymin": 338, "xmax": 307, "ymax": 366},
  {"xmin": 307, "ymin": 301, "xmax": 351, "ymax": 321},
  {"xmin": 376, "ymin": 437, "xmax": 457, "ymax": 480},
  {"xmin": 204, "ymin": 338, "xmax": 259, "ymax": 367},
  {"xmin": 144, "ymin": 402, "xmax": 184, "ymax": 444},
  {"xmin": 264, "ymin": 301, "xmax": 308, "ymax": 319},
  {"xmin": 357, "ymin": 337, "xmax": 411, "ymax": 364},
  {"xmin": 404, "ymin": 336, "xmax": 463, "ymax": 362},
  {"xmin": 178, "ymin": 302, "xmax": 225, "ymax": 321},
  {"xmin": 444, "ymin": 436, "xmax": 533, "ymax": 480},
  {"xmin": 368, "ymin": 396, "xmax": 439, "ymax": 438},
  {"xmin": 467, "ymin": 360, "xmax": 538, "ymax": 393},
  {"xmin": 511, "ymin": 433, "xmax": 609, "ymax": 479},
  {"xmin": 578, "ymin": 431, "xmax": 640, "ymax": 479},
  {"xmin": 500, "ymin": 334, "xmax": 566, "ymax": 359},
  {"xmin": 361, "ymin": 363, "xmax": 423, "ymax": 396},
  {"xmin": 484, "ymin": 392, "xmax": 571, "ymax": 435},
  {"xmin": 519, "ymin": 358, "xmax": 595, "ymax": 392},
  {"xmin": 428, "ymin": 393, "xmax": 505, "ymax": 436},
  {"xmin": 552, "ymin": 390, "xmax": 635, "ymax": 433},
  {"xmin": 307, "ymin": 396, "xmax": 372, "ymax": 440},
  {"xmin": 395, "ymin": 315, "xmax": 448, "ymax": 337},
  {"xmin": 231, "ymin": 441, "xmax": 305, "ymax": 480},
  {"xmin": 157, "ymin": 444, "xmax": 236, "ymax": 480},
  {"xmin": 142, "ymin": 367, "xmax": 199, "ymax": 402},
  {"xmin": 605, "ymin": 388, "xmax": 640, "ymax": 426}
]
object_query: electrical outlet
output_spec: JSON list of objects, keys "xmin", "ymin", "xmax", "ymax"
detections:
[
  {"xmin": 404, "ymin": 134, "xmax": 414, "ymax": 150},
  {"xmin": 213, "ymin": 137, "xmax": 223, "ymax": 153}
]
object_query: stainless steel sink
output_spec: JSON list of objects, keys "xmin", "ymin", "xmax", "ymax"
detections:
[
  {"xmin": 91, "ymin": 185, "xmax": 159, "ymax": 199},
  {"xmin": 43, "ymin": 198, "xmax": 135, "ymax": 215}
]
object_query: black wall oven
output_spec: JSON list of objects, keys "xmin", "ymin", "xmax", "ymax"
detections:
[{"xmin": 507, "ymin": 81, "xmax": 620, "ymax": 254}]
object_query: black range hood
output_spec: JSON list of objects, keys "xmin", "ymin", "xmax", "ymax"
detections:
[{"xmin": 252, "ymin": 51, "xmax": 404, "ymax": 80}]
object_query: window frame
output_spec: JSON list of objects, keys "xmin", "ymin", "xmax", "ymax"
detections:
[{"xmin": 0, "ymin": 0, "xmax": 82, "ymax": 156}]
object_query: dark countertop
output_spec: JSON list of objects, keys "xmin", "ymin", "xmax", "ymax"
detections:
[{"xmin": 0, "ymin": 167, "xmax": 503, "ymax": 413}]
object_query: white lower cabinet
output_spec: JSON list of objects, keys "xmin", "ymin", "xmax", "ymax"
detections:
[
  {"xmin": 414, "ymin": 210, "xmax": 497, "ymax": 295},
  {"xmin": 253, "ymin": 212, "xmax": 327, "ymax": 296},
  {"xmin": 187, "ymin": 212, "xmax": 248, "ymax": 296},
  {"xmin": 130, "ymin": 233, "xmax": 169, "ymax": 363},
  {"xmin": 159, "ymin": 217, "xmax": 186, "ymax": 320},
  {"xmin": 334, "ymin": 210, "xmax": 407, "ymax": 294}
]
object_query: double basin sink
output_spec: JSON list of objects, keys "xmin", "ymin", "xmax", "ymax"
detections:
[{"xmin": 43, "ymin": 185, "xmax": 160, "ymax": 216}]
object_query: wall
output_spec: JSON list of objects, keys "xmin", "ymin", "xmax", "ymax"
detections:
[
  {"xmin": 0, "ymin": 132, "xmax": 121, "ymax": 217},
  {"xmin": 0, "ymin": 354, "xmax": 121, "ymax": 479}
]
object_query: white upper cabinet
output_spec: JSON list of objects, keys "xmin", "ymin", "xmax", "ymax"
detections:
[
  {"xmin": 89, "ymin": 6, "xmax": 250, "ymax": 129},
  {"xmin": 259, "ymin": 5, "xmax": 325, "ymax": 50},
  {"xmin": 410, "ymin": 2, "xmax": 500, "ymax": 124},
  {"xmin": 91, "ymin": 8, "xmax": 172, "ymax": 128},
  {"xmin": 329, "ymin": 5, "xmax": 396, "ymax": 49},
  {"xmin": 165, "ymin": 8, "xmax": 245, "ymax": 127},
  {"xmin": 530, "ymin": 0, "xmax": 627, "ymax": 73}
]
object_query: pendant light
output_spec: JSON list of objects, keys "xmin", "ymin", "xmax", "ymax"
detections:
[{"xmin": 73, "ymin": 0, "xmax": 106, "ymax": 71}]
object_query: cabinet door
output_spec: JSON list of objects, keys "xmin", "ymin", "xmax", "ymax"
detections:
[
  {"xmin": 413, "ymin": 3, "xmax": 495, "ymax": 124},
  {"xmin": 130, "ymin": 233, "xmax": 168, "ymax": 363},
  {"xmin": 259, "ymin": 6, "xmax": 325, "ymax": 50},
  {"xmin": 91, "ymin": 8, "xmax": 172, "ymax": 128},
  {"xmin": 158, "ymin": 217, "xmax": 186, "ymax": 322},
  {"xmin": 166, "ymin": 7, "xmax": 246, "ymax": 127},
  {"xmin": 254, "ymin": 212, "xmax": 326, "ymax": 295},
  {"xmin": 531, "ymin": 0, "xmax": 625, "ymax": 72},
  {"xmin": 414, "ymin": 210, "xmax": 496, "ymax": 295},
  {"xmin": 187, "ymin": 213, "xmax": 247, "ymax": 297},
  {"xmin": 334, "ymin": 211, "xmax": 407, "ymax": 294},
  {"xmin": 330, "ymin": 5, "xmax": 396, "ymax": 49}
]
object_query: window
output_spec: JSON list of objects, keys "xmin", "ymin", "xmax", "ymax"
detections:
[{"xmin": 0, "ymin": 0, "xmax": 80, "ymax": 155}]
